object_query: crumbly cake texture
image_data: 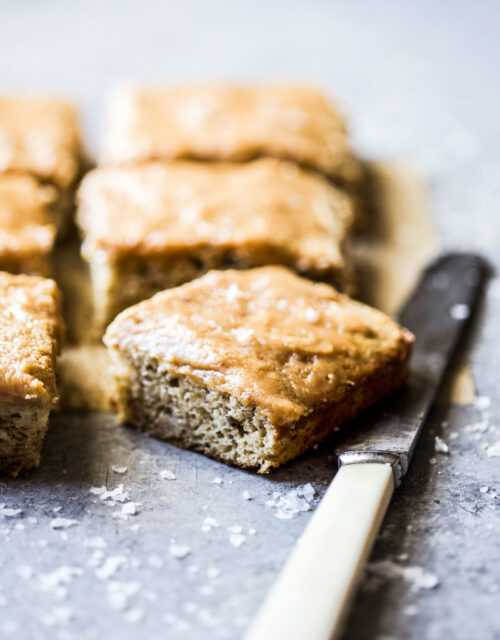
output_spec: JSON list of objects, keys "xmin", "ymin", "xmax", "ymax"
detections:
[
  {"xmin": 0, "ymin": 96, "xmax": 85, "ymax": 189},
  {"xmin": 101, "ymin": 84, "xmax": 363, "ymax": 190},
  {"xmin": 0, "ymin": 174, "xmax": 58, "ymax": 276},
  {"xmin": 77, "ymin": 158, "xmax": 354, "ymax": 327},
  {"xmin": 0, "ymin": 272, "xmax": 64, "ymax": 476},
  {"xmin": 104, "ymin": 267, "xmax": 413, "ymax": 473}
]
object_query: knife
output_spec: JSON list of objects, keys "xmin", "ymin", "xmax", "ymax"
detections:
[{"xmin": 244, "ymin": 252, "xmax": 489, "ymax": 640}]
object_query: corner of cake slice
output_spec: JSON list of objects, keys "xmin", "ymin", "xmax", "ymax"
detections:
[
  {"xmin": 103, "ymin": 266, "xmax": 413, "ymax": 473},
  {"xmin": 0, "ymin": 272, "xmax": 64, "ymax": 476}
]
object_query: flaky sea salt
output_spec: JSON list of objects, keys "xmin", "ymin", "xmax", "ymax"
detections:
[
  {"xmin": 229, "ymin": 534, "xmax": 245, "ymax": 548},
  {"xmin": 95, "ymin": 556, "xmax": 126, "ymax": 580},
  {"xmin": 487, "ymin": 441, "xmax": 500, "ymax": 457},
  {"xmin": 201, "ymin": 517, "xmax": 219, "ymax": 533},
  {"xmin": 213, "ymin": 477, "xmax": 223, "ymax": 485},
  {"xmin": 435, "ymin": 436, "xmax": 450, "ymax": 454},
  {"xmin": 265, "ymin": 483, "xmax": 317, "ymax": 519},
  {"xmin": 242, "ymin": 490, "xmax": 253, "ymax": 500},
  {"xmin": 0, "ymin": 505, "xmax": 22, "ymax": 518},
  {"xmin": 160, "ymin": 469, "xmax": 176, "ymax": 480},
  {"xmin": 50, "ymin": 517, "xmax": 78, "ymax": 530},
  {"xmin": 39, "ymin": 566, "xmax": 83, "ymax": 592},
  {"xmin": 107, "ymin": 581, "xmax": 141, "ymax": 611},
  {"xmin": 450, "ymin": 303, "xmax": 470, "ymax": 320},
  {"xmin": 305, "ymin": 307, "xmax": 320, "ymax": 323},
  {"xmin": 111, "ymin": 466, "xmax": 128, "ymax": 474},
  {"xmin": 84, "ymin": 536, "xmax": 107, "ymax": 549},
  {"xmin": 227, "ymin": 524, "xmax": 243, "ymax": 534},
  {"xmin": 367, "ymin": 560, "xmax": 439, "ymax": 591},
  {"xmin": 169, "ymin": 544, "xmax": 190, "ymax": 559}
]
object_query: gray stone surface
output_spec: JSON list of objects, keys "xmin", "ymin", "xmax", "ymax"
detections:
[{"xmin": 0, "ymin": 1, "xmax": 499, "ymax": 639}]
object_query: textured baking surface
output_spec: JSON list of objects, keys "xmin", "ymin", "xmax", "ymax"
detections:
[
  {"xmin": 101, "ymin": 84, "xmax": 362, "ymax": 187},
  {"xmin": 0, "ymin": 95, "xmax": 84, "ymax": 189},
  {"xmin": 0, "ymin": 1, "xmax": 498, "ymax": 639},
  {"xmin": 0, "ymin": 173, "xmax": 57, "ymax": 275}
]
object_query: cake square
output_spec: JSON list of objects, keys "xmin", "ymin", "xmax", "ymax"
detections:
[
  {"xmin": 77, "ymin": 158, "xmax": 354, "ymax": 327},
  {"xmin": 0, "ymin": 95, "xmax": 85, "ymax": 189},
  {"xmin": 0, "ymin": 174, "xmax": 58, "ymax": 276},
  {"xmin": 0, "ymin": 272, "xmax": 64, "ymax": 476},
  {"xmin": 101, "ymin": 84, "xmax": 362, "ymax": 190},
  {"xmin": 104, "ymin": 267, "xmax": 413, "ymax": 472}
]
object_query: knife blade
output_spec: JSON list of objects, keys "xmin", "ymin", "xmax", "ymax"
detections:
[
  {"xmin": 337, "ymin": 252, "xmax": 489, "ymax": 486},
  {"xmin": 245, "ymin": 252, "xmax": 489, "ymax": 640}
]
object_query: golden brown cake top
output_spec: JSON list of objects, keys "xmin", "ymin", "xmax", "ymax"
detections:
[
  {"xmin": 105, "ymin": 267, "xmax": 413, "ymax": 427},
  {"xmin": 0, "ymin": 96, "xmax": 84, "ymax": 188},
  {"xmin": 101, "ymin": 84, "xmax": 360, "ymax": 182},
  {"xmin": 77, "ymin": 158, "xmax": 353, "ymax": 276},
  {"xmin": 0, "ymin": 272, "xmax": 64, "ymax": 405},
  {"xmin": 0, "ymin": 174, "xmax": 57, "ymax": 259}
]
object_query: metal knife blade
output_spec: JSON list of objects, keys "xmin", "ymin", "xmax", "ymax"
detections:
[{"xmin": 336, "ymin": 252, "xmax": 489, "ymax": 486}]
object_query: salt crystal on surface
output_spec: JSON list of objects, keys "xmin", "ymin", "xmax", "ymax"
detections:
[
  {"xmin": 207, "ymin": 567, "xmax": 220, "ymax": 579},
  {"xmin": 113, "ymin": 502, "xmax": 139, "ymax": 519},
  {"xmin": 95, "ymin": 556, "xmax": 126, "ymax": 580},
  {"xmin": 213, "ymin": 477, "xmax": 223, "ymax": 484},
  {"xmin": 124, "ymin": 607, "xmax": 144, "ymax": 623},
  {"xmin": 107, "ymin": 581, "xmax": 141, "ymax": 611},
  {"xmin": 229, "ymin": 534, "xmax": 246, "ymax": 548},
  {"xmin": 50, "ymin": 517, "xmax": 78, "ymax": 530},
  {"xmin": 0, "ymin": 505, "xmax": 22, "ymax": 518},
  {"xmin": 475, "ymin": 396, "xmax": 491, "ymax": 410},
  {"xmin": 39, "ymin": 567, "xmax": 83, "ymax": 592},
  {"xmin": 367, "ymin": 560, "xmax": 439, "ymax": 591},
  {"xmin": 435, "ymin": 436, "xmax": 450, "ymax": 454},
  {"xmin": 487, "ymin": 441, "xmax": 500, "ymax": 457},
  {"xmin": 87, "ymin": 550, "xmax": 105, "ymax": 568},
  {"xmin": 305, "ymin": 307, "xmax": 320, "ymax": 322},
  {"xmin": 265, "ymin": 483, "xmax": 317, "ymax": 519},
  {"xmin": 84, "ymin": 536, "xmax": 107, "ymax": 549},
  {"xmin": 248, "ymin": 528, "xmax": 257, "ymax": 536},
  {"xmin": 99, "ymin": 484, "xmax": 130, "ymax": 503},
  {"xmin": 16, "ymin": 565, "xmax": 34, "ymax": 579},
  {"xmin": 160, "ymin": 469, "xmax": 176, "ymax": 480},
  {"xmin": 450, "ymin": 303, "xmax": 470, "ymax": 320},
  {"xmin": 242, "ymin": 490, "xmax": 253, "ymax": 500},
  {"xmin": 169, "ymin": 544, "xmax": 190, "ymax": 559},
  {"xmin": 227, "ymin": 524, "xmax": 243, "ymax": 534},
  {"xmin": 111, "ymin": 466, "xmax": 128, "ymax": 474},
  {"xmin": 89, "ymin": 486, "xmax": 106, "ymax": 495},
  {"xmin": 148, "ymin": 555, "xmax": 164, "ymax": 569},
  {"xmin": 201, "ymin": 517, "xmax": 219, "ymax": 533},
  {"xmin": 480, "ymin": 486, "xmax": 490, "ymax": 493}
]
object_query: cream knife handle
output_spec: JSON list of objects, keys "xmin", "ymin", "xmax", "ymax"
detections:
[{"xmin": 244, "ymin": 463, "xmax": 395, "ymax": 640}]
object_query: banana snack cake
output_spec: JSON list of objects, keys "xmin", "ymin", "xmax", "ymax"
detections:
[
  {"xmin": 0, "ymin": 95, "xmax": 87, "ymax": 230},
  {"xmin": 101, "ymin": 84, "xmax": 362, "ymax": 192},
  {"xmin": 104, "ymin": 266, "xmax": 413, "ymax": 473},
  {"xmin": 77, "ymin": 158, "xmax": 354, "ymax": 327},
  {"xmin": 0, "ymin": 174, "xmax": 58, "ymax": 276},
  {"xmin": 0, "ymin": 272, "xmax": 64, "ymax": 476}
]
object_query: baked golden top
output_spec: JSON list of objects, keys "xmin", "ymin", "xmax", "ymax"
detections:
[
  {"xmin": 105, "ymin": 267, "xmax": 413, "ymax": 426},
  {"xmin": 0, "ymin": 96, "xmax": 83, "ymax": 188},
  {"xmin": 101, "ymin": 84, "xmax": 360, "ymax": 182},
  {"xmin": 77, "ymin": 158, "xmax": 353, "ymax": 275},
  {"xmin": 0, "ymin": 272, "xmax": 63, "ymax": 405},
  {"xmin": 0, "ymin": 174, "xmax": 57, "ymax": 259}
]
